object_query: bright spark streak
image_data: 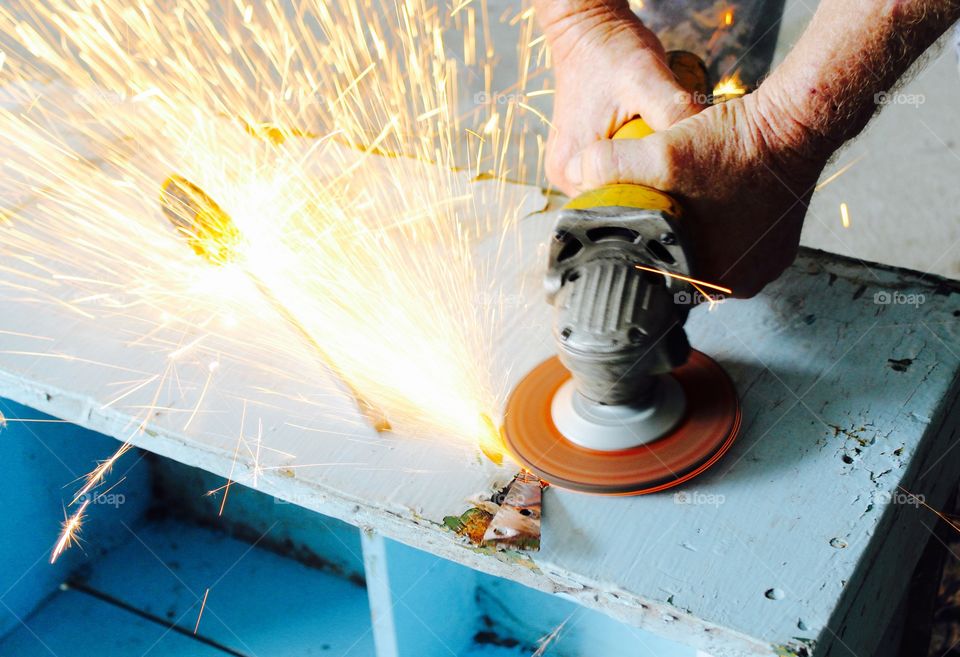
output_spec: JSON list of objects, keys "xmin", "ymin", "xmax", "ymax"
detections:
[
  {"xmin": 51, "ymin": 499, "xmax": 91, "ymax": 564},
  {"xmin": 904, "ymin": 485, "xmax": 960, "ymax": 533},
  {"xmin": 634, "ymin": 265, "xmax": 733, "ymax": 294},
  {"xmin": 840, "ymin": 202, "xmax": 851, "ymax": 228},
  {"xmin": 815, "ymin": 154, "xmax": 867, "ymax": 191},
  {"xmin": 713, "ymin": 71, "xmax": 747, "ymax": 99},
  {"xmin": 194, "ymin": 588, "xmax": 211, "ymax": 634},
  {"xmin": 533, "ymin": 614, "xmax": 573, "ymax": 656},
  {"xmin": 71, "ymin": 442, "xmax": 133, "ymax": 505}
]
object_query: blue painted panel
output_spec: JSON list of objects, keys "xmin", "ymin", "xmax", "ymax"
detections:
[
  {"xmin": 476, "ymin": 575, "xmax": 694, "ymax": 657},
  {"xmin": 152, "ymin": 458, "xmax": 365, "ymax": 581},
  {"xmin": 382, "ymin": 538, "xmax": 479, "ymax": 657},
  {"xmin": 461, "ymin": 644, "xmax": 534, "ymax": 657},
  {"xmin": 78, "ymin": 519, "xmax": 375, "ymax": 657},
  {"xmin": 0, "ymin": 398, "xmax": 151, "ymax": 638},
  {"xmin": 0, "ymin": 589, "xmax": 225, "ymax": 657}
]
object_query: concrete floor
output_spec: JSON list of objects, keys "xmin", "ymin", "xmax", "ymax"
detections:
[{"xmin": 776, "ymin": 2, "xmax": 960, "ymax": 281}]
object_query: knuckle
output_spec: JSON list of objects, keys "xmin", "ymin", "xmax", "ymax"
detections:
[{"xmin": 650, "ymin": 139, "xmax": 681, "ymax": 187}]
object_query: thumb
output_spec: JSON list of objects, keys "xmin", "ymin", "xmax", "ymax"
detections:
[{"xmin": 565, "ymin": 135, "xmax": 678, "ymax": 194}]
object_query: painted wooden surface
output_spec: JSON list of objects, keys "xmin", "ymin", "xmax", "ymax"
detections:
[
  {"xmin": 73, "ymin": 520, "xmax": 377, "ymax": 656},
  {"xmin": 0, "ymin": 589, "xmax": 229, "ymax": 657},
  {"xmin": 3, "ymin": 172, "xmax": 959, "ymax": 657},
  {"xmin": 152, "ymin": 458, "xmax": 368, "ymax": 583},
  {"xmin": 362, "ymin": 531, "xmax": 478, "ymax": 657},
  {"xmin": 2, "ymin": 82, "xmax": 960, "ymax": 657}
]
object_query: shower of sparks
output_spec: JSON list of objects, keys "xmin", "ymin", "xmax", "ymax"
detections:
[
  {"xmin": 0, "ymin": 0, "xmax": 551, "ymax": 560},
  {"xmin": 840, "ymin": 202, "xmax": 851, "ymax": 229},
  {"xmin": 51, "ymin": 499, "xmax": 91, "ymax": 564}
]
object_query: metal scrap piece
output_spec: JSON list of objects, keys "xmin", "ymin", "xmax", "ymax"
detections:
[{"xmin": 482, "ymin": 471, "xmax": 543, "ymax": 551}]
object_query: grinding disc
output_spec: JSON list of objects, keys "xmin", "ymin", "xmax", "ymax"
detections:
[{"xmin": 503, "ymin": 351, "xmax": 740, "ymax": 495}]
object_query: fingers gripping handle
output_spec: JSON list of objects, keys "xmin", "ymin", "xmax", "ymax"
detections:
[
  {"xmin": 611, "ymin": 50, "xmax": 709, "ymax": 141},
  {"xmin": 613, "ymin": 117, "xmax": 656, "ymax": 140}
]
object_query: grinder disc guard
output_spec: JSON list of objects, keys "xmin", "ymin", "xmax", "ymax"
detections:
[{"xmin": 504, "ymin": 350, "xmax": 740, "ymax": 495}]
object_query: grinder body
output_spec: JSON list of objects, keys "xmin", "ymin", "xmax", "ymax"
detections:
[{"xmin": 503, "ymin": 53, "xmax": 741, "ymax": 494}]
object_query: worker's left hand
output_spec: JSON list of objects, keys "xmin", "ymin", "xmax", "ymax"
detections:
[
  {"xmin": 563, "ymin": 91, "xmax": 832, "ymax": 297},
  {"xmin": 537, "ymin": 5, "xmax": 704, "ymax": 194}
]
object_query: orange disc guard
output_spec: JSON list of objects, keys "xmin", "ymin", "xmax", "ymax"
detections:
[{"xmin": 503, "ymin": 351, "xmax": 741, "ymax": 495}]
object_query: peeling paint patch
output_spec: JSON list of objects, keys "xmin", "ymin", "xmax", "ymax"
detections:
[
  {"xmin": 443, "ymin": 507, "xmax": 495, "ymax": 545},
  {"xmin": 887, "ymin": 357, "xmax": 913, "ymax": 372},
  {"xmin": 775, "ymin": 638, "xmax": 816, "ymax": 656}
]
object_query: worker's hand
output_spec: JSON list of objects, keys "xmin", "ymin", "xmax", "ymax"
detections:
[
  {"xmin": 563, "ymin": 91, "xmax": 832, "ymax": 297},
  {"xmin": 537, "ymin": 4, "xmax": 704, "ymax": 194}
]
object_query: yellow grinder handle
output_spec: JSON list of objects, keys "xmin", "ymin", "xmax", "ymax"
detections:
[
  {"xmin": 564, "ymin": 51, "xmax": 708, "ymax": 212},
  {"xmin": 613, "ymin": 117, "xmax": 655, "ymax": 141}
]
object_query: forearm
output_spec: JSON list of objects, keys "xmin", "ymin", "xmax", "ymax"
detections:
[{"xmin": 759, "ymin": 0, "xmax": 960, "ymax": 156}]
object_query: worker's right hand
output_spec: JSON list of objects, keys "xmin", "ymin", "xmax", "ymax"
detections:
[
  {"xmin": 535, "ymin": 2, "xmax": 705, "ymax": 195},
  {"xmin": 562, "ymin": 90, "xmax": 833, "ymax": 297}
]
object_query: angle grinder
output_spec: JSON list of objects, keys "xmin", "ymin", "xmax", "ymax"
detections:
[{"xmin": 503, "ymin": 52, "xmax": 741, "ymax": 495}]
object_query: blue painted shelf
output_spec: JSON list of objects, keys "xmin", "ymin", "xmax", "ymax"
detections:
[{"xmin": 0, "ymin": 404, "xmax": 689, "ymax": 657}]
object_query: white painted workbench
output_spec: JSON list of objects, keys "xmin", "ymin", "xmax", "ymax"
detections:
[{"xmin": 2, "ymin": 169, "xmax": 959, "ymax": 656}]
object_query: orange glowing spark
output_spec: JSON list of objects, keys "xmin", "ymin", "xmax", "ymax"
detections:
[
  {"xmin": 194, "ymin": 588, "xmax": 211, "ymax": 634},
  {"xmin": 51, "ymin": 499, "xmax": 91, "ymax": 564},
  {"xmin": 634, "ymin": 265, "xmax": 733, "ymax": 294},
  {"xmin": 723, "ymin": 8, "xmax": 735, "ymax": 26},
  {"xmin": 903, "ymin": 485, "xmax": 960, "ymax": 533},
  {"xmin": 840, "ymin": 202, "xmax": 851, "ymax": 228},
  {"xmin": 713, "ymin": 72, "xmax": 747, "ymax": 100}
]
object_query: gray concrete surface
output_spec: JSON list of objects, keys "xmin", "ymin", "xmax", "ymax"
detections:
[{"xmin": 776, "ymin": 1, "xmax": 960, "ymax": 281}]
